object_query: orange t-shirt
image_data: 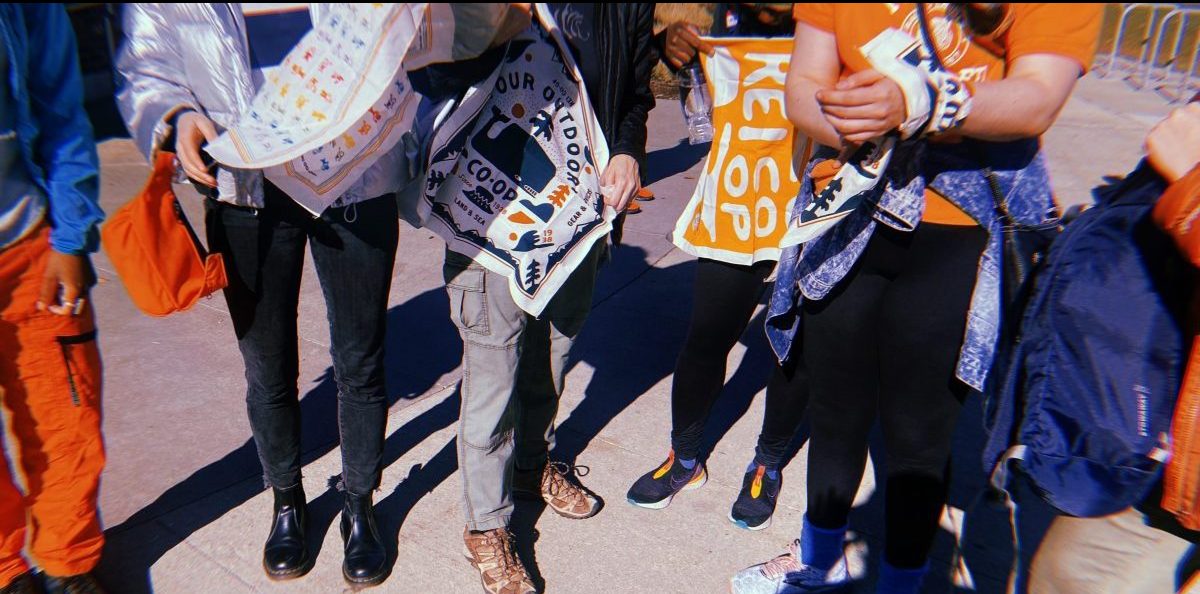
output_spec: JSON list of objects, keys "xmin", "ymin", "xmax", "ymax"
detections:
[{"xmin": 794, "ymin": 3, "xmax": 1103, "ymax": 226}]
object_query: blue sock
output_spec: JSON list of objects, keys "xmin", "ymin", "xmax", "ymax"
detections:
[
  {"xmin": 876, "ymin": 561, "xmax": 928, "ymax": 594},
  {"xmin": 799, "ymin": 515, "xmax": 846, "ymax": 570},
  {"xmin": 679, "ymin": 457, "xmax": 696, "ymax": 470}
]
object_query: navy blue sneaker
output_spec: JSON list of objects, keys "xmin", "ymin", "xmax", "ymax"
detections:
[
  {"xmin": 730, "ymin": 462, "xmax": 781, "ymax": 530},
  {"xmin": 626, "ymin": 450, "xmax": 707, "ymax": 509}
]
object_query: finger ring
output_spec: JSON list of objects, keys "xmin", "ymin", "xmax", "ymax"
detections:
[{"xmin": 62, "ymin": 298, "xmax": 86, "ymax": 315}]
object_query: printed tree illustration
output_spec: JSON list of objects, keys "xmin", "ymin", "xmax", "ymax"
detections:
[
  {"xmin": 426, "ymin": 169, "xmax": 446, "ymax": 192},
  {"xmin": 548, "ymin": 184, "xmax": 570, "ymax": 208},
  {"xmin": 808, "ymin": 177, "xmax": 842, "ymax": 214},
  {"xmin": 530, "ymin": 109, "xmax": 554, "ymax": 140},
  {"xmin": 525, "ymin": 260, "xmax": 542, "ymax": 289}
]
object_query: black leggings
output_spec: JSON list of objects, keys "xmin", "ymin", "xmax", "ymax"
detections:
[
  {"xmin": 802, "ymin": 223, "xmax": 986, "ymax": 569},
  {"xmin": 670, "ymin": 258, "xmax": 809, "ymax": 467}
]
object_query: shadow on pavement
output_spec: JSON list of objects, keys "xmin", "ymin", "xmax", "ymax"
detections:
[
  {"xmin": 95, "ymin": 235, "xmax": 1047, "ymax": 592},
  {"xmin": 501, "ymin": 243, "xmax": 805, "ymax": 588},
  {"xmin": 97, "ymin": 287, "xmax": 463, "ymax": 593},
  {"xmin": 644, "ymin": 140, "xmax": 711, "ymax": 186},
  {"xmin": 551, "ymin": 242, "xmax": 807, "ymax": 488}
]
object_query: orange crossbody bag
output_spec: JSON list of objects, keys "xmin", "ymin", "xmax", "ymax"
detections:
[{"xmin": 100, "ymin": 152, "xmax": 227, "ymax": 317}]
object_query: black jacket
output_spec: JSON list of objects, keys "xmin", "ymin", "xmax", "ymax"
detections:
[{"xmin": 588, "ymin": 3, "xmax": 656, "ymax": 170}]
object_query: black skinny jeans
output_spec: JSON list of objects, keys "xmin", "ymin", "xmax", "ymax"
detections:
[
  {"xmin": 802, "ymin": 222, "xmax": 986, "ymax": 569},
  {"xmin": 670, "ymin": 258, "xmax": 809, "ymax": 467},
  {"xmin": 205, "ymin": 185, "xmax": 398, "ymax": 496}
]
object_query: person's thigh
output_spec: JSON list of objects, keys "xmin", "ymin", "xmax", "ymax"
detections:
[
  {"xmin": 877, "ymin": 224, "xmax": 984, "ymax": 475},
  {"xmin": 203, "ymin": 197, "xmax": 307, "ymax": 396},
  {"xmin": 1030, "ymin": 509, "xmax": 1195, "ymax": 594},
  {"xmin": 309, "ymin": 195, "xmax": 399, "ymax": 391},
  {"xmin": 801, "ymin": 236, "xmax": 892, "ymax": 526},
  {"xmin": 680, "ymin": 258, "xmax": 772, "ymax": 357}
]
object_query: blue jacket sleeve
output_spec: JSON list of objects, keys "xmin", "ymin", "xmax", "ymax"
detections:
[{"xmin": 24, "ymin": 4, "xmax": 103, "ymax": 255}]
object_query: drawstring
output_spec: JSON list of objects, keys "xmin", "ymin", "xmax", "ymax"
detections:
[{"xmin": 343, "ymin": 201, "xmax": 358, "ymax": 223}]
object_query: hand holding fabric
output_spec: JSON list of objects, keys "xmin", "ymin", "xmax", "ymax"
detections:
[
  {"xmin": 816, "ymin": 69, "xmax": 906, "ymax": 145},
  {"xmin": 662, "ymin": 22, "xmax": 714, "ymax": 69},
  {"xmin": 601, "ymin": 154, "xmax": 641, "ymax": 212}
]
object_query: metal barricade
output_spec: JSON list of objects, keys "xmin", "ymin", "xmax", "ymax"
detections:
[
  {"xmin": 1140, "ymin": 7, "xmax": 1200, "ymax": 94},
  {"xmin": 1179, "ymin": 38, "xmax": 1200, "ymax": 102},
  {"xmin": 1094, "ymin": 3, "xmax": 1200, "ymax": 102},
  {"xmin": 1098, "ymin": 3, "xmax": 1157, "ymax": 78}
]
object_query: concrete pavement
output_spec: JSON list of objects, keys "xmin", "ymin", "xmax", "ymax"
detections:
[{"xmin": 82, "ymin": 73, "xmax": 1174, "ymax": 594}]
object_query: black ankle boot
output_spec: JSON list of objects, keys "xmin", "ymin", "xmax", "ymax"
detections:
[
  {"xmin": 340, "ymin": 492, "xmax": 387, "ymax": 586},
  {"xmin": 263, "ymin": 483, "xmax": 310, "ymax": 580}
]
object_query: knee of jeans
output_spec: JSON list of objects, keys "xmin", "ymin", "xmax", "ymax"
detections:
[
  {"xmin": 460, "ymin": 405, "xmax": 515, "ymax": 453},
  {"xmin": 246, "ymin": 380, "xmax": 298, "ymax": 405},
  {"xmin": 462, "ymin": 428, "xmax": 513, "ymax": 454},
  {"xmin": 335, "ymin": 378, "xmax": 387, "ymax": 406}
]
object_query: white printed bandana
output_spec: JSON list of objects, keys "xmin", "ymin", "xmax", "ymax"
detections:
[{"xmin": 417, "ymin": 8, "xmax": 612, "ymax": 316}]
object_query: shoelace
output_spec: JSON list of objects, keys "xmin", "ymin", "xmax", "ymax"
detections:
[
  {"xmin": 481, "ymin": 529, "xmax": 525, "ymax": 582},
  {"xmin": 544, "ymin": 461, "xmax": 589, "ymax": 498},
  {"xmin": 760, "ymin": 540, "xmax": 803, "ymax": 578}
]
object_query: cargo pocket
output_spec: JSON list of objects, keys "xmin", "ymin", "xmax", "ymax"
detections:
[
  {"xmin": 444, "ymin": 266, "xmax": 490, "ymax": 336},
  {"xmin": 57, "ymin": 330, "xmax": 101, "ymax": 408}
]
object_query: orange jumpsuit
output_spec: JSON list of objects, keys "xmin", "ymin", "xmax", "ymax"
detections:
[{"xmin": 0, "ymin": 224, "xmax": 104, "ymax": 584}]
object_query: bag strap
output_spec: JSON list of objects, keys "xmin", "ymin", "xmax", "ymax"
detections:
[
  {"xmin": 913, "ymin": 4, "xmax": 1019, "ymax": 226},
  {"xmin": 150, "ymin": 151, "xmax": 211, "ymax": 258},
  {"xmin": 914, "ymin": 4, "xmax": 946, "ymax": 71},
  {"xmin": 152, "ymin": 150, "xmax": 178, "ymax": 185}
]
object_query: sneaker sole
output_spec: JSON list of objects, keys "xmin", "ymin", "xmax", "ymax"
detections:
[
  {"xmin": 626, "ymin": 469, "xmax": 707, "ymax": 510},
  {"xmin": 549, "ymin": 497, "xmax": 604, "ymax": 520},
  {"xmin": 518, "ymin": 487, "xmax": 605, "ymax": 520},
  {"xmin": 728, "ymin": 510, "xmax": 771, "ymax": 531},
  {"xmin": 729, "ymin": 580, "xmax": 850, "ymax": 594},
  {"xmin": 463, "ymin": 547, "xmax": 536, "ymax": 594}
]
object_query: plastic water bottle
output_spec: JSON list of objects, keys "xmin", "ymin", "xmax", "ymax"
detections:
[{"xmin": 678, "ymin": 63, "xmax": 713, "ymax": 145}]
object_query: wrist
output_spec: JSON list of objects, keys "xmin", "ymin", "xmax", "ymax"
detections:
[
  {"xmin": 920, "ymin": 69, "xmax": 972, "ymax": 137},
  {"xmin": 161, "ymin": 106, "xmax": 198, "ymax": 155},
  {"xmin": 167, "ymin": 106, "xmax": 197, "ymax": 129}
]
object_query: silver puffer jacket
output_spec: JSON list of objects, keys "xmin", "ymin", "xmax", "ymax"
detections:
[{"xmin": 115, "ymin": 3, "xmax": 402, "ymax": 209}]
